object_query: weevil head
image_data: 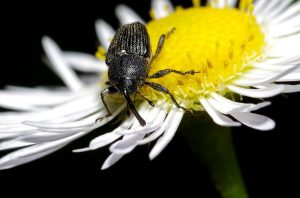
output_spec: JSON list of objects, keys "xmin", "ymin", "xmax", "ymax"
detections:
[{"xmin": 108, "ymin": 54, "xmax": 149, "ymax": 95}]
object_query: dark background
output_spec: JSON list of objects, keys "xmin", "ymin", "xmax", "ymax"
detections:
[{"xmin": 0, "ymin": 0, "xmax": 299, "ymax": 197}]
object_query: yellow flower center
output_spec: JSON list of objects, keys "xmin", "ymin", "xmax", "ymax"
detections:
[
  {"xmin": 95, "ymin": 1, "xmax": 266, "ymax": 110},
  {"xmin": 138, "ymin": 2, "xmax": 265, "ymax": 110}
]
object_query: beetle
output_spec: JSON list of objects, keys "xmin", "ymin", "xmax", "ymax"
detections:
[{"xmin": 97, "ymin": 22, "xmax": 198, "ymax": 126}]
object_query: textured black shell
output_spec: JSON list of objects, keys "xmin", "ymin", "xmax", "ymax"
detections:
[{"xmin": 105, "ymin": 22, "xmax": 151, "ymax": 65}]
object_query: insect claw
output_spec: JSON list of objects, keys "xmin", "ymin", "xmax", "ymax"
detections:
[
  {"xmin": 181, "ymin": 107, "xmax": 194, "ymax": 114},
  {"xmin": 189, "ymin": 109, "xmax": 195, "ymax": 114},
  {"xmin": 95, "ymin": 117, "xmax": 103, "ymax": 124},
  {"xmin": 189, "ymin": 70, "xmax": 201, "ymax": 75},
  {"xmin": 149, "ymin": 101, "xmax": 155, "ymax": 106},
  {"xmin": 95, "ymin": 114, "xmax": 110, "ymax": 124},
  {"xmin": 126, "ymin": 108, "xmax": 131, "ymax": 116},
  {"xmin": 139, "ymin": 119, "xmax": 146, "ymax": 126}
]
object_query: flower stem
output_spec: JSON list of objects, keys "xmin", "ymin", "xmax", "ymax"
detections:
[{"xmin": 181, "ymin": 115, "xmax": 248, "ymax": 198}]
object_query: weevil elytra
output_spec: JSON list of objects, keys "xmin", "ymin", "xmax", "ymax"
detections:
[{"xmin": 98, "ymin": 22, "xmax": 198, "ymax": 126}]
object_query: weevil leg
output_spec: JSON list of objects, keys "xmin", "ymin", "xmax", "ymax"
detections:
[
  {"xmin": 166, "ymin": 27, "xmax": 176, "ymax": 38},
  {"xmin": 144, "ymin": 81, "xmax": 193, "ymax": 113},
  {"xmin": 137, "ymin": 91, "xmax": 155, "ymax": 106},
  {"xmin": 148, "ymin": 69, "xmax": 200, "ymax": 78},
  {"xmin": 95, "ymin": 86, "xmax": 118, "ymax": 123},
  {"xmin": 151, "ymin": 34, "xmax": 165, "ymax": 61},
  {"xmin": 150, "ymin": 27, "xmax": 176, "ymax": 63},
  {"xmin": 126, "ymin": 104, "xmax": 131, "ymax": 116}
]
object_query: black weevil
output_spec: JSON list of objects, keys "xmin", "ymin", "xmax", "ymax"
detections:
[{"xmin": 98, "ymin": 22, "xmax": 198, "ymax": 126}]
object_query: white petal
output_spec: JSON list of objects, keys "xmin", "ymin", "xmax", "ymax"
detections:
[
  {"xmin": 254, "ymin": 0, "xmax": 269, "ymax": 15},
  {"xmin": 0, "ymin": 147, "xmax": 59, "ymax": 170},
  {"xmin": 0, "ymin": 124, "xmax": 36, "ymax": 137},
  {"xmin": 95, "ymin": 19, "xmax": 115, "ymax": 50},
  {"xmin": 101, "ymin": 153, "xmax": 124, "ymax": 170},
  {"xmin": 72, "ymin": 147, "xmax": 91, "ymax": 153},
  {"xmin": 207, "ymin": 0, "xmax": 228, "ymax": 8},
  {"xmin": 255, "ymin": 83, "xmax": 293, "ymax": 93},
  {"xmin": 263, "ymin": 0, "xmax": 290, "ymax": 21},
  {"xmin": 0, "ymin": 88, "xmax": 73, "ymax": 110},
  {"xmin": 272, "ymin": 26, "xmax": 300, "ymax": 37},
  {"xmin": 0, "ymin": 132, "xmax": 31, "ymax": 139},
  {"xmin": 85, "ymin": 112, "xmax": 135, "ymax": 151},
  {"xmin": 210, "ymin": 93, "xmax": 270, "ymax": 112},
  {"xmin": 234, "ymin": 63, "xmax": 300, "ymax": 86},
  {"xmin": 119, "ymin": 109, "xmax": 167, "ymax": 135},
  {"xmin": 227, "ymin": 84, "xmax": 285, "ymax": 98},
  {"xmin": 0, "ymin": 88, "xmax": 73, "ymax": 108},
  {"xmin": 151, "ymin": 0, "xmax": 174, "ymax": 19},
  {"xmin": 276, "ymin": 72, "xmax": 300, "ymax": 82},
  {"xmin": 86, "ymin": 132, "xmax": 122, "ymax": 151},
  {"xmin": 149, "ymin": 110, "xmax": 184, "ymax": 160},
  {"xmin": 231, "ymin": 112, "xmax": 275, "ymax": 131},
  {"xmin": 115, "ymin": 4, "xmax": 145, "ymax": 25},
  {"xmin": 227, "ymin": 0, "xmax": 237, "ymax": 7},
  {"xmin": 42, "ymin": 36, "xmax": 83, "ymax": 91},
  {"xmin": 279, "ymin": 14, "xmax": 300, "ymax": 29},
  {"xmin": 253, "ymin": 63, "xmax": 293, "ymax": 72},
  {"xmin": 4, "ymin": 85, "xmax": 62, "ymax": 92},
  {"xmin": 243, "ymin": 69, "xmax": 276, "ymax": 79},
  {"xmin": 63, "ymin": 52, "xmax": 107, "ymax": 73},
  {"xmin": 36, "ymin": 127, "xmax": 89, "ymax": 134},
  {"xmin": 47, "ymin": 104, "xmax": 105, "ymax": 124},
  {"xmin": 0, "ymin": 132, "xmax": 85, "ymax": 170},
  {"xmin": 216, "ymin": 0, "xmax": 226, "ymax": 8},
  {"xmin": 271, "ymin": 1, "xmax": 300, "ymax": 25},
  {"xmin": 0, "ymin": 140, "xmax": 33, "ymax": 151},
  {"xmin": 257, "ymin": 0, "xmax": 281, "ymax": 18},
  {"xmin": 266, "ymin": 55, "xmax": 300, "ymax": 65},
  {"xmin": 109, "ymin": 133, "xmax": 144, "ymax": 155},
  {"xmin": 199, "ymin": 98, "xmax": 241, "ymax": 127},
  {"xmin": 0, "ymin": 98, "xmax": 43, "ymax": 111},
  {"xmin": 0, "ymin": 125, "xmax": 36, "ymax": 133},
  {"xmin": 86, "ymin": 103, "xmax": 126, "ymax": 127},
  {"xmin": 116, "ymin": 103, "xmax": 168, "ymax": 135},
  {"xmin": 210, "ymin": 92, "xmax": 252, "ymax": 110},
  {"xmin": 36, "ymin": 94, "xmax": 100, "ymax": 122},
  {"xmin": 108, "ymin": 104, "xmax": 153, "ymax": 154},
  {"xmin": 245, "ymin": 101, "xmax": 271, "ymax": 112},
  {"xmin": 0, "ymin": 89, "xmax": 100, "ymax": 124},
  {"xmin": 207, "ymin": 97, "xmax": 246, "ymax": 114},
  {"xmin": 268, "ymin": 35, "xmax": 300, "ymax": 57},
  {"xmin": 282, "ymin": 84, "xmax": 300, "ymax": 93},
  {"xmin": 137, "ymin": 106, "xmax": 178, "ymax": 145},
  {"xmin": 23, "ymin": 120, "xmax": 94, "ymax": 130},
  {"xmin": 21, "ymin": 132, "xmax": 72, "ymax": 143}
]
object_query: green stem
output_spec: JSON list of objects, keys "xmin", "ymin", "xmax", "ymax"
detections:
[{"xmin": 181, "ymin": 115, "xmax": 248, "ymax": 198}]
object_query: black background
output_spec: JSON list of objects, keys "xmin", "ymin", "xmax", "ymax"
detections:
[{"xmin": 0, "ymin": 0, "xmax": 299, "ymax": 197}]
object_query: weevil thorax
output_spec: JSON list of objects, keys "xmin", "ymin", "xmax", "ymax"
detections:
[{"xmin": 108, "ymin": 54, "xmax": 149, "ymax": 94}]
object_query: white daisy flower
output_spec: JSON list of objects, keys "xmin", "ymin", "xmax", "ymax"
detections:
[{"xmin": 1, "ymin": 0, "xmax": 300, "ymax": 170}]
